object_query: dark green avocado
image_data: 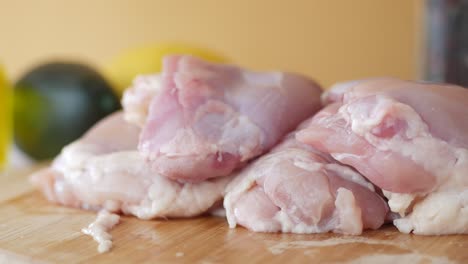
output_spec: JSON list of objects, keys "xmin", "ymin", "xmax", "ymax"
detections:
[{"xmin": 14, "ymin": 62, "xmax": 120, "ymax": 160}]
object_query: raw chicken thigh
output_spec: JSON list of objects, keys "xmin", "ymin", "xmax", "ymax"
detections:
[
  {"xmin": 138, "ymin": 55, "xmax": 323, "ymax": 182},
  {"xmin": 224, "ymin": 120, "xmax": 389, "ymax": 235},
  {"xmin": 297, "ymin": 78, "xmax": 468, "ymax": 234},
  {"xmin": 31, "ymin": 112, "xmax": 230, "ymax": 219}
]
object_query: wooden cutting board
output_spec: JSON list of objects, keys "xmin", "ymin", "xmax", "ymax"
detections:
[{"xmin": 0, "ymin": 166, "xmax": 466, "ymax": 264}]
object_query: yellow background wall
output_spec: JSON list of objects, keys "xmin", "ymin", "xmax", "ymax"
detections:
[{"xmin": 0, "ymin": 0, "xmax": 422, "ymax": 88}]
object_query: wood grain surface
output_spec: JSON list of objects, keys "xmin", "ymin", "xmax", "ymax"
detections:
[{"xmin": 0, "ymin": 167, "xmax": 466, "ymax": 264}]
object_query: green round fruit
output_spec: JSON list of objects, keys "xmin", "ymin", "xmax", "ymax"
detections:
[{"xmin": 14, "ymin": 62, "xmax": 120, "ymax": 160}]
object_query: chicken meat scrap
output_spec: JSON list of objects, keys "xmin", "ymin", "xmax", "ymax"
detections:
[
  {"xmin": 297, "ymin": 78, "xmax": 468, "ymax": 235},
  {"xmin": 31, "ymin": 112, "xmax": 230, "ymax": 219},
  {"xmin": 138, "ymin": 55, "xmax": 323, "ymax": 182},
  {"xmin": 224, "ymin": 120, "xmax": 389, "ymax": 235},
  {"xmin": 122, "ymin": 74, "xmax": 161, "ymax": 127}
]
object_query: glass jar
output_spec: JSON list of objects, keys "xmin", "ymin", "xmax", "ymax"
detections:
[{"xmin": 424, "ymin": 0, "xmax": 468, "ymax": 86}]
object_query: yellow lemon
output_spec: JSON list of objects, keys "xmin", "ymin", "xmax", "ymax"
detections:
[
  {"xmin": 102, "ymin": 43, "xmax": 228, "ymax": 96},
  {"xmin": 0, "ymin": 65, "xmax": 12, "ymax": 169}
]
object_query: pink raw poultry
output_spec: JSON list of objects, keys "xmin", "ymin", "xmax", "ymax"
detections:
[
  {"xmin": 138, "ymin": 55, "xmax": 323, "ymax": 182},
  {"xmin": 224, "ymin": 120, "xmax": 389, "ymax": 235},
  {"xmin": 31, "ymin": 112, "xmax": 230, "ymax": 219},
  {"xmin": 297, "ymin": 78, "xmax": 468, "ymax": 234}
]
